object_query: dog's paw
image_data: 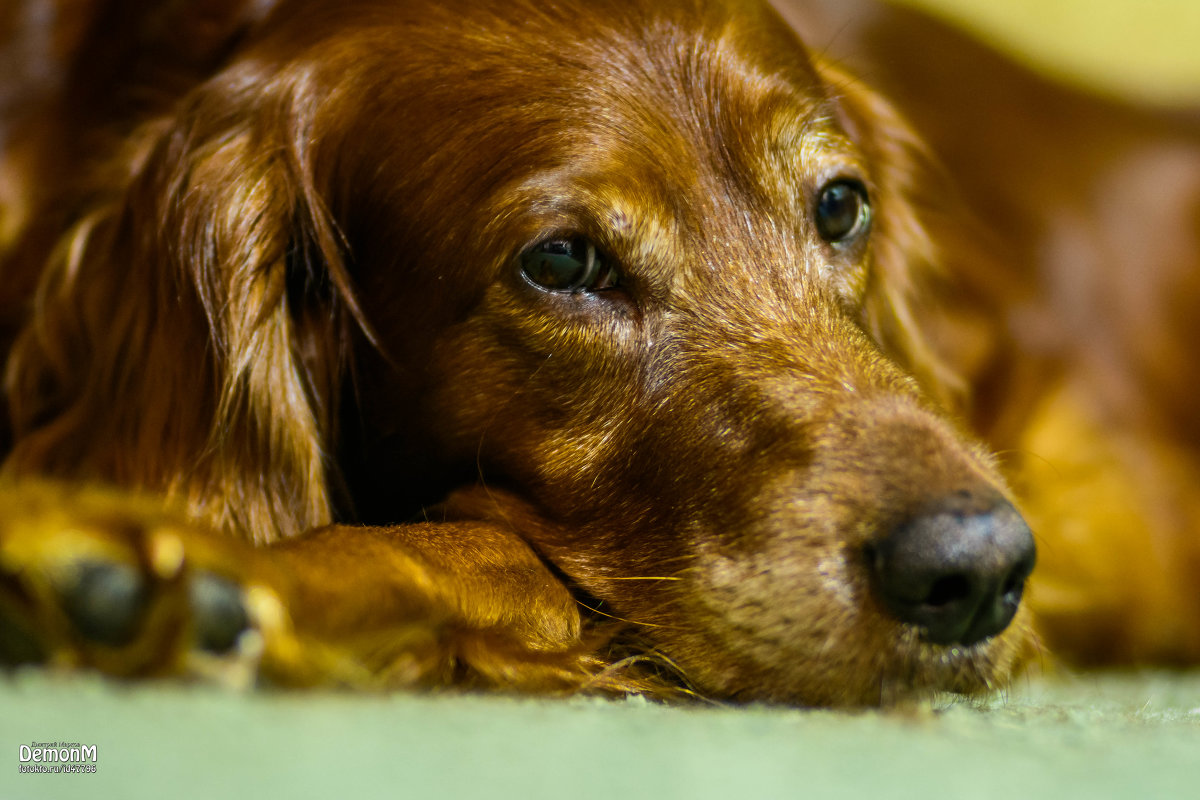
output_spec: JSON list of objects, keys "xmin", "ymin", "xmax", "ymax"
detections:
[
  {"xmin": 0, "ymin": 483, "xmax": 302, "ymax": 687},
  {"xmin": 0, "ymin": 483, "xmax": 646, "ymax": 695}
]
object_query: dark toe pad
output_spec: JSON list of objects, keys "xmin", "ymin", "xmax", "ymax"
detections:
[
  {"xmin": 189, "ymin": 572, "xmax": 250, "ymax": 654},
  {"xmin": 59, "ymin": 561, "xmax": 148, "ymax": 647}
]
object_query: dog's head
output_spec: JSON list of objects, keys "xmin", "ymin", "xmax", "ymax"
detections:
[{"xmin": 10, "ymin": 0, "xmax": 1037, "ymax": 704}]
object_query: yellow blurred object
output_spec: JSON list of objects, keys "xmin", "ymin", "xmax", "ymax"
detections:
[{"xmin": 892, "ymin": 0, "xmax": 1200, "ymax": 102}]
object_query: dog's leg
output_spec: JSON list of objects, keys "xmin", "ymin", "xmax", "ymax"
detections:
[{"xmin": 0, "ymin": 483, "xmax": 597, "ymax": 692}]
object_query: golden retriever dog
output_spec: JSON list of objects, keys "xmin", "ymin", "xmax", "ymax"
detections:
[{"xmin": 0, "ymin": 0, "xmax": 1195, "ymax": 706}]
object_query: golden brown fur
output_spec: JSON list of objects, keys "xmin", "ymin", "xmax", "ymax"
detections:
[{"xmin": 0, "ymin": 0, "xmax": 1195, "ymax": 706}]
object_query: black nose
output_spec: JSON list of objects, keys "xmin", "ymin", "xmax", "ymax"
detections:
[{"xmin": 868, "ymin": 493, "xmax": 1036, "ymax": 646}]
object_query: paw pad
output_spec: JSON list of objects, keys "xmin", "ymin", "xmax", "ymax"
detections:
[
  {"xmin": 189, "ymin": 572, "xmax": 250, "ymax": 654},
  {"xmin": 59, "ymin": 561, "xmax": 148, "ymax": 647}
]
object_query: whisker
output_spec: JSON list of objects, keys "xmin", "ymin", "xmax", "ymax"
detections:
[
  {"xmin": 586, "ymin": 636, "xmax": 723, "ymax": 705},
  {"xmin": 585, "ymin": 575, "xmax": 682, "ymax": 582},
  {"xmin": 991, "ymin": 448, "xmax": 1061, "ymax": 478},
  {"xmin": 576, "ymin": 599, "xmax": 676, "ymax": 630}
]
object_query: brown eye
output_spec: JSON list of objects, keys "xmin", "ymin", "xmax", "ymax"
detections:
[
  {"xmin": 815, "ymin": 179, "xmax": 870, "ymax": 244},
  {"xmin": 518, "ymin": 236, "xmax": 619, "ymax": 292}
]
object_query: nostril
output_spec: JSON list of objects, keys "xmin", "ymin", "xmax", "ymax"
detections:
[
  {"xmin": 1000, "ymin": 550, "xmax": 1036, "ymax": 604},
  {"xmin": 869, "ymin": 493, "xmax": 1036, "ymax": 647},
  {"xmin": 924, "ymin": 573, "xmax": 972, "ymax": 609}
]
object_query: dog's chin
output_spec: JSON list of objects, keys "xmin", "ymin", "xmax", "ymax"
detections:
[
  {"xmin": 660, "ymin": 576, "xmax": 1038, "ymax": 706},
  {"xmin": 671, "ymin": 626, "xmax": 1035, "ymax": 707}
]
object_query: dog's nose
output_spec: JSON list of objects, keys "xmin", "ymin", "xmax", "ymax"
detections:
[{"xmin": 867, "ymin": 493, "xmax": 1036, "ymax": 646}]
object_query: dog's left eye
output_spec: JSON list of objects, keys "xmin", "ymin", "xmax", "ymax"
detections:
[
  {"xmin": 518, "ymin": 237, "xmax": 620, "ymax": 293},
  {"xmin": 814, "ymin": 179, "xmax": 871, "ymax": 244}
]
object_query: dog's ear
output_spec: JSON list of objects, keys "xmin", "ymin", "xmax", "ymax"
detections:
[
  {"xmin": 4, "ymin": 62, "xmax": 364, "ymax": 542},
  {"xmin": 815, "ymin": 59, "xmax": 974, "ymax": 414}
]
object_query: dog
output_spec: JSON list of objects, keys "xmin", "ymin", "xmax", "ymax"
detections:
[{"xmin": 0, "ymin": 0, "xmax": 1194, "ymax": 706}]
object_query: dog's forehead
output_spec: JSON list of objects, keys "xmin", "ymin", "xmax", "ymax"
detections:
[
  {"xmin": 566, "ymin": 1, "xmax": 830, "ymax": 130},
  {"xmin": 323, "ymin": 0, "xmax": 828, "ymax": 114},
  {"xmin": 287, "ymin": 0, "xmax": 836, "ymax": 167},
  {"xmin": 520, "ymin": 2, "xmax": 847, "ymax": 211}
]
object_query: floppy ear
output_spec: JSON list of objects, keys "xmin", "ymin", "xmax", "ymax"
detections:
[
  {"xmin": 815, "ymin": 59, "xmax": 974, "ymax": 414},
  {"xmin": 4, "ymin": 63, "xmax": 363, "ymax": 543}
]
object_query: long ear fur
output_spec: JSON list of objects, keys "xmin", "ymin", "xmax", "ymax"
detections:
[
  {"xmin": 815, "ymin": 59, "xmax": 971, "ymax": 414},
  {"xmin": 3, "ymin": 62, "xmax": 363, "ymax": 543}
]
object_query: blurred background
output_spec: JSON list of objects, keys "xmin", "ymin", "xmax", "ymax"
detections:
[{"xmin": 895, "ymin": 0, "xmax": 1200, "ymax": 102}]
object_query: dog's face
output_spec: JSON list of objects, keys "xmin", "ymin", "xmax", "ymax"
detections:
[{"xmin": 224, "ymin": 0, "xmax": 1036, "ymax": 704}]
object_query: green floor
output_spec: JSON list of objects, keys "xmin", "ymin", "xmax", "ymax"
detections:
[{"xmin": 2, "ymin": 670, "xmax": 1198, "ymax": 799}]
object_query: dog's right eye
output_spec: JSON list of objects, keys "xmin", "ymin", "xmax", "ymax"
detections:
[
  {"xmin": 814, "ymin": 179, "xmax": 871, "ymax": 244},
  {"xmin": 518, "ymin": 237, "xmax": 619, "ymax": 293}
]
